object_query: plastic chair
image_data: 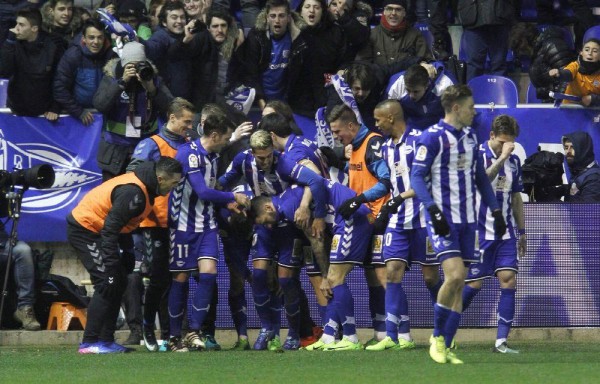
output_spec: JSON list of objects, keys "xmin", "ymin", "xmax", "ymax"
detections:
[
  {"xmin": 0, "ymin": 78, "xmax": 8, "ymax": 108},
  {"xmin": 467, "ymin": 75, "xmax": 519, "ymax": 107},
  {"xmin": 46, "ymin": 302, "xmax": 87, "ymax": 331},
  {"xmin": 527, "ymin": 83, "xmax": 543, "ymax": 103}
]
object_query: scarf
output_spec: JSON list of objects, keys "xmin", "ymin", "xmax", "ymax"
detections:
[
  {"xmin": 578, "ymin": 55, "xmax": 600, "ymax": 75},
  {"xmin": 380, "ymin": 15, "xmax": 408, "ymax": 33}
]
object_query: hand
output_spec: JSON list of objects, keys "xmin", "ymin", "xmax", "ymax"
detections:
[
  {"xmin": 80, "ymin": 110, "xmax": 95, "ymax": 126},
  {"xmin": 582, "ymin": 95, "xmax": 592, "ymax": 107},
  {"xmin": 227, "ymin": 201, "xmax": 246, "ymax": 216},
  {"xmin": 44, "ymin": 111, "xmax": 58, "ymax": 122},
  {"xmin": 518, "ymin": 234, "xmax": 526, "ymax": 258},
  {"xmin": 122, "ymin": 63, "xmax": 137, "ymax": 83},
  {"xmin": 105, "ymin": 3, "xmax": 116, "ymax": 15},
  {"xmin": 294, "ymin": 205, "xmax": 311, "ymax": 230},
  {"xmin": 372, "ymin": 211, "xmax": 389, "ymax": 234},
  {"xmin": 97, "ymin": 266, "xmax": 124, "ymax": 300},
  {"xmin": 258, "ymin": 99, "xmax": 266, "ymax": 110},
  {"xmin": 319, "ymin": 146, "xmax": 345, "ymax": 169},
  {"xmin": 311, "ymin": 217, "xmax": 325, "ymax": 239},
  {"xmin": 500, "ymin": 142, "xmax": 515, "ymax": 160},
  {"xmin": 234, "ymin": 192, "xmax": 250, "ymax": 209},
  {"xmin": 491, "ymin": 209, "xmax": 507, "ymax": 238},
  {"xmin": 338, "ymin": 194, "xmax": 367, "ymax": 220},
  {"xmin": 231, "ymin": 121, "xmax": 253, "ymax": 142},
  {"xmin": 548, "ymin": 68, "xmax": 559, "ymax": 78},
  {"xmin": 420, "ymin": 62, "xmax": 437, "ymax": 79},
  {"xmin": 427, "ymin": 205, "xmax": 450, "ymax": 236},
  {"xmin": 344, "ymin": 144, "xmax": 352, "ymax": 160},
  {"xmin": 183, "ymin": 20, "xmax": 196, "ymax": 44},
  {"xmin": 320, "ymin": 277, "xmax": 333, "ymax": 299}
]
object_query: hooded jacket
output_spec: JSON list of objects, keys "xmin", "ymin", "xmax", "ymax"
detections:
[
  {"xmin": 336, "ymin": 1, "xmax": 372, "ymax": 60},
  {"xmin": 562, "ymin": 131, "xmax": 600, "ymax": 202},
  {"xmin": 41, "ymin": 2, "xmax": 84, "ymax": 51}
]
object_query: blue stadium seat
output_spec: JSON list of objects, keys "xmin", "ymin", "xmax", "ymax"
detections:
[
  {"xmin": 0, "ymin": 78, "xmax": 8, "ymax": 108},
  {"xmin": 527, "ymin": 83, "xmax": 544, "ymax": 103},
  {"xmin": 415, "ymin": 23, "xmax": 434, "ymax": 48},
  {"xmin": 467, "ymin": 75, "xmax": 519, "ymax": 106},
  {"xmin": 583, "ymin": 25, "xmax": 600, "ymax": 43},
  {"xmin": 520, "ymin": 0, "xmax": 538, "ymax": 21}
]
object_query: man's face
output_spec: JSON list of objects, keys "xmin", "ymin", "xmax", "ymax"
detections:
[
  {"xmin": 209, "ymin": 17, "xmax": 228, "ymax": 43},
  {"xmin": 488, "ymin": 132, "xmax": 515, "ymax": 158},
  {"xmin": 405, "ymin": 83, "xmax": 427, "ymax": 102},
  {"xmin": 330, "ymin": 119, "xmax": 356, "ymax": 146},
  {"xmin": 454, "ymin": 96, "xmax": 476, "ymax": 128},
  {"xmin": 209, "ymin": 128, "xmax": 233, "ymax": 153},
  {"xmin": 157, "ymin": 172, "xmax": 182, "ymax": 195},
  {"xmin": 150, "ymin": 5, "xmax": 163, "ymax": 29},
  {"xmin": 383, "ymin": 3, "xmax": 406, "ymax": 27},
  {"xmin": 581, "ymin": 41, "xmax": 600, "ymax": 62},
  {"xmin": 255, "ymin": 206, "xmax": 277, "ymax": 227},
  {"xmin": 564, "ymin": 140, "xmax": 575, "ymax": 166},
  {"xmin": 301, "ymin": 0, "xmax": 323, "ymax": 27},
  {"xmin": 119, "ymin": 15, "xmax": 140, "ymax": 29},
  {"xmin": 163, "ymin": 9, "xmax": 186, "ymax": 35},
  {"xmin": 328, "ymin": 0, "xmax": 347, "ymax": 19},
  {"xmin": 184, "ymin": 0, "xmax": 202, "ymax": 18},
  {"xmin": 13, "ymin": 17, "xmax": 37, "ymax": 41},
  {"xmin": 351, "ymin": 80, "xmax": 371, "ymax": 103},
  {"xmin": 267, "ymin": 6, "xmax": 289, "ymax": 38},
  {"xmin": 252, "ymin": 147, "xmax": 274, "ymax": 171},
  {"xmin": 52, "ymin": 1, "xmax": 73, "ymax": 27},
  {"xmin": 168, "ymin": 109, "xmax": 194, "ymax": 136},
  {"xmin": 83, "ymin": 27, "xmax": 105, "ymax": 54},
  {"xmin": 373, "ymin": 108, "xmax": 393, "ymax": 135}
]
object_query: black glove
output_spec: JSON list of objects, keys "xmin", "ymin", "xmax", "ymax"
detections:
[
  {"xmin": 338, "ymin": 194, "xmax": 367, "ymax": 219},
  {"xmin": 427, "ymin": 205, "xmax": 450, "ymax": 236},
  {"xmin": 319, "ymin": 146, "xmax": 346, "ymax": 170},
  {"xmin": 491, "ymin": 209, "xmax": 507, "ymax": 238},
  {"xmin": 97, "ymin": 265, "xmax": 124, "ymax": 300},
  {"xmin": 372, "ymin": 196, "xmax": 405, "ymax": 234}
]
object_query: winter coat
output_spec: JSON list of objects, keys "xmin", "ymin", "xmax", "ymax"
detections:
[
  {"xmin": 41, "ymin": 2, "xmax": 84, "ymax": 51},
  {"xmin": 562, "ymin": 131, "xmax": 600, "ymax": 202},
  {"xmin": 457, "ymin": 0, "xmax": 515, "ymax": 29},
  {"xmin": 359, "ymin": 23, "xmax": 432, "ymax": 66},
  {"xmin": 336, "ymin": 1, "xmax": 372, "ymax": 60}
]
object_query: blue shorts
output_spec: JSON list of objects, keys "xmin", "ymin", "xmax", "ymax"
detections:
[
  {"xmin": 466, "ymin": 238, "xmax": 518, "ymax": 281},
  {"xmin": 425, "ymin": 222, "xmax": 478, "ymax": 264},
  {"xmin": 252, "ymin": 224, "xmax": 304, "ymax": 268},
  {"xmin": 169, "ymin": 228, "xmax": 219, "ymax": 271},
  {"xmin": 330, "ymin": 215, "xmax": 373, "ymax": 265},
  {"xmin": 304, "ymin": 245, "xmax": 322, "ymax": 276},
  {"xmin": 381, "ymin": 227, "xmax": 439, "ymax": 267}
]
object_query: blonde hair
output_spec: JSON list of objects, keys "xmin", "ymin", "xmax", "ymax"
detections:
[{"xmin": 250, "ymin": 130, "xmax": 273, "ymax": 150}]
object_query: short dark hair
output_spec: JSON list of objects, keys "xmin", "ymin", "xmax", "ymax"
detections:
[
  {"xmin": 16, "ymin": 8, "xmax": 42, "ymax": 28},
  {"xmin": 327, "ymin": 104, "xmax": 358, "ymax": 125},
  {"xmin": 375, "ymin": 99, "xmax": 404, "ymax": 121},
  {"xmin": 404, "ymin": 64, "xmax": 430, "ymax": 89},
  {"xmin": 249, "ymin": 195, "xmax": 272, "ymax": 222},
  {"xmin": 441, "ymin": 84, "xmax": 473, "ymax": 113},
  {"xmin": 82, "ymin": 19, "xmax": 105, "ymax": 37},
  {"xmin": 48, "ymin": 0, "xmax": 73, "ymax": 8},
  {"xmin": 491, "ymin": 114, "xmax": 520, "ymax": 137},
  {"xmin": 167, "ymin": 97, "xmax": 196, "ymax": 118},
  {"xmin": 259, "ymin": 112, "xmax": 292, "ymax": 137},
  {"xmin": 159, "ymin": 0, "xmax": 185, "ymax": 25},
  {"xmin": 203, "ymin": 113, "xmax": 235, "ymax": 136},
  {"xmin": 155, "ymin": 156, "xmax": 182, "ymax": 175},
  {"xmin": 266, "ymin": 0, "xmax": 290, "ymax": 14},
  {"xmin": 207, "ymin": 8, "xmax": 233, "ymax": 27},
  {"xmin": 345, "ymin": 63, "xmax": 375, "ymax": 92}
]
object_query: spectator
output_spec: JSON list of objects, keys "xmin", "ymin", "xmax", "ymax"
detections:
[
  {"xmin": 53, "ymin": 19, "xmax": 116, "ymax": 125},
  {"xmin": 93, "ymin": 41, "xmax": 173, "ymax": 180},
  {"xmin": 327, "ymin": 0, "xmax": 372, "ymax": 60},
  {"xmin": 212, "ymin": 0, "xmax": 262, "ymax": 30},
  {"xmin": 0, "ymin": 7, "xmax": 62, "ymax": 121},
  {"xmin": 117, "ymin": 0, "xmax": 152, "ymax": 40},
  {"xmin": 262, "ymin": 99, "xmax": 303, "ymax": 135},
  {"xmin": 423, "ymin": 0, "xmax": 453, "ymax": 61},
  {"xmin": 0, "ymin": 0, "xmax": 31, "ymax": 46},
  {"xmin": 41, "ymin": 0, "xmax": 81, "ymax": 51},
  {"xmin": 184, "ymin": 0, "xmax": 211, "ymax": 24},
  {"xmin": 149, "ymin": 0, "xmax": 165, "ymax": 31},
  {"xmin": 358, "ymin": 0, "xmax": 432, "ymax": 66},
  {"xmin": 458, "ymin": 0, "xmax": 515, "ymax": 81},
  {"xmin": 549, "ymin": 38, "xmax": 600, "ymax": 107},
  {"xmin": 554, "ymin": 132, "xmax": 600, "ymax": 202},
  {"xmin": 0, "ymin": 213, "xmax": 40, "ymax": 331}
]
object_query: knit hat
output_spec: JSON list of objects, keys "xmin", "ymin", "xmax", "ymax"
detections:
[
  {"xmin": 118, "ymin": 0, "xmax": 148, "ymax": 20},
  {"xmin": 383, "ymin": 0, "xmax": 407, "ymax": 9},
  {"xmin": 121, "ymin": 41, "xmax": 147, "ymax": 67}
]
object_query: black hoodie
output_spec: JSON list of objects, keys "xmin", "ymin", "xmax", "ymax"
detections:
[{"xmin": 561, "ymin": 131, "xmax": 600, "ymax": 202}]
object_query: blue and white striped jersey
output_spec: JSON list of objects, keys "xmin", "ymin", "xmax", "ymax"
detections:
[
  {"xmin": 383, "ymin": 128, "xmax": 426, "ymax": 230},
  {"xmin": 283, "ymin": 134, "xmax": 330, "ymax": 177},
  {"xmin": 477, "ymin": 141, "xmax": 523, "ymax": 240}
]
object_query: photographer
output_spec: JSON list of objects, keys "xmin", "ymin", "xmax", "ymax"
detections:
[{"xmin": 93, "ymin": 41, "xmax": 173, "ymax": 181}]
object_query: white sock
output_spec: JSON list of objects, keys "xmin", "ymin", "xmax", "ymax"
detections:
[
  {"xmin": 345, "ymin": 334, "xmax": 359, "ymax": 343},
  {"xmin": 321, "ymin": 334, "xmax": 335, "ymax": 344},
  {"xmin": 495, "ymin": 338, "xmax": 507, "ymax": 348},
  {"xmin": 374, "ymin": 331, "xmax": 386, "ymax": 341},
  {"xmin": 398, "ymin": 333, "xmax": 412, "ymax": 342}
]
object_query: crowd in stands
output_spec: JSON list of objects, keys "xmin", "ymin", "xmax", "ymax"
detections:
[{"xmin": 2, "ymin": 0, "xmax": 600, "ymax": 359}]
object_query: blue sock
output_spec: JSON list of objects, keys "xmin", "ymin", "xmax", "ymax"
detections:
[
  {"xmin": 385, "ymin": 282, "xmax": 402, "ymax": 341},
  {"xmin": 333, "ymin": 284, "xmax": 356, "ymax": 337},
  {"xmin": 251, "ymin": 269, "xmax": 272, "ymax": 330},
  {"xmin": 433, "ymin": 303, "xmax": 451, "ymax": 337},
  {"xmin": 270, "ymin": 291, "xmax": 282, "ymax": 336},
  {"xmin": 497, "ymin": 288, "xmax": 516, "ymax": 340},
  {"xmin": 428, "ymin": 280, "xmax": 443, "ymax": 306},
  {"xmin": 323, "ymin": 302, "xmax": 339, "ymax": 336},
  {"xmin": 462, "ymin": 285, "xmax": 480, "ymax": 312},
  {"xmin": 168, "ymin": 280, "xmax": 187, "ymax": 338},
  {"xmin": 190, "ymin": 273, "xmax": 216, "ymax": 330},
  {"xmin": 368, "ymin": 285, "xmax": 386, "ymax": 333},
  {"xmin": 279, "ymin": 277, "xmax": 301, "ymax": 339},
  {"xmin": 318, "ymin": 304, "xmax": 328, "ymax": 327},
  {"xmin": 397, "ymin": 283, "xmax": 410, "ymax": 335},
  {"xmin": 443, "ymin": 310, "xmax": 461, "ymax": 348},
  {"xmin": 228, "ymin": 289, "xmax": 248, "ymax": 337}
]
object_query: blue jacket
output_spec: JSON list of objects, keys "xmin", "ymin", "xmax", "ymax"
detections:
[{"xmin": 53, "ymin": 39, "xmax": 115, "ymax": 118}]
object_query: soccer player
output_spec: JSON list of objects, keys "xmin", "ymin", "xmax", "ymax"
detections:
[
  {"xmin": 366, "ymin": 100, "xmax": 442, "ymax": 351},
  {"xmin": 218, "ymin": 130, "xmax": 328, "ymax": 350},
  {"xmin": 411, "ymin": 84, "xmax": 506, "ymax": 364},
  {"xmin": 126, "ymin": 97, "xmax": 196, "ymax": 352},
  {"xmin": 461, "ymin": 115, "xmax": 526, "ymax": 354},
  {"xmin": 67, "ymin": 157, "xmax": 182, "ymax": 354},
  {"xmin": 325, "ymin": 104, "xmax": 391, "ymax": 346},
  {"xmin": 167, "ymin": 113, "xmax": 250, "ymax": 352},
  {"xmin": 250, "ymin": 179, "xmax": 373, "ymax": 351}
]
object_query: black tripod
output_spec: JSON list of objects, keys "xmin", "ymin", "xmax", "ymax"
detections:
[{"xmin": 0, "ymin": 188, "xmax": 25, "ymax": 330}]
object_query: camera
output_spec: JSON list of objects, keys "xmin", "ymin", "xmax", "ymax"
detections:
[
  {"xmin": 0, "ymin": 164, "xmax": 55, "ymax": 190},
  {"xmin": 134, "ymin": 62, "xmax": 154, "ymax": 82}
]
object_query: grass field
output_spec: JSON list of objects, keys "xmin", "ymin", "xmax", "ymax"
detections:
[{"xmin": 1, "ymin": 341, "xmax": 599, "ymax": 383}]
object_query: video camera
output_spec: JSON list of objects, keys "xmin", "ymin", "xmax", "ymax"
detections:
[
  {"xmin": 0, "ymin": 164, "xmax": 55, "ymax": 190},
  {"xmin": 522, "ymin": 150, "xmax": 565, "ymax": 202}
]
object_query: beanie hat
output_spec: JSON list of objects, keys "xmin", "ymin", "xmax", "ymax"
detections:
[
  {"xmin": 121, "ymin": 41, "xmax": 147, "ymax": 67},
  {"xmin": 118, "ymin": 0, "xmax": 148, "ymax": 20},
  {"xmin": 383, "ymin": 0, "xmax": 407, "ymax": 9}
]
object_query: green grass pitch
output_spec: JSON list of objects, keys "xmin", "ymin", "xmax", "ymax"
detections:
[{"xmin": 1, "ymin": 341, "xmax": 599, "ymax": 383}]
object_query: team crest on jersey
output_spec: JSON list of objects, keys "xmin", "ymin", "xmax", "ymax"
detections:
[
  {"xmin": 496, "ymin": 175, "xmax": 509, "ymax": 191},
  {"xmin": 456, "ymin": 154, "xmax": 466, "ymax": 170},
  {"xmin": 188, "ymin": 154, "xmax": 199, "ymax": 168},
  {"xmin": 331, "ymin": 234, "xmax": 340, "ymax": 252},
  {"xmin": 415, "ymin": 146, "xmax": 427, "ymax": 161},
  {"xmin": 372, "ymin": 235, "xmax": 383, "ymax": 254}
]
